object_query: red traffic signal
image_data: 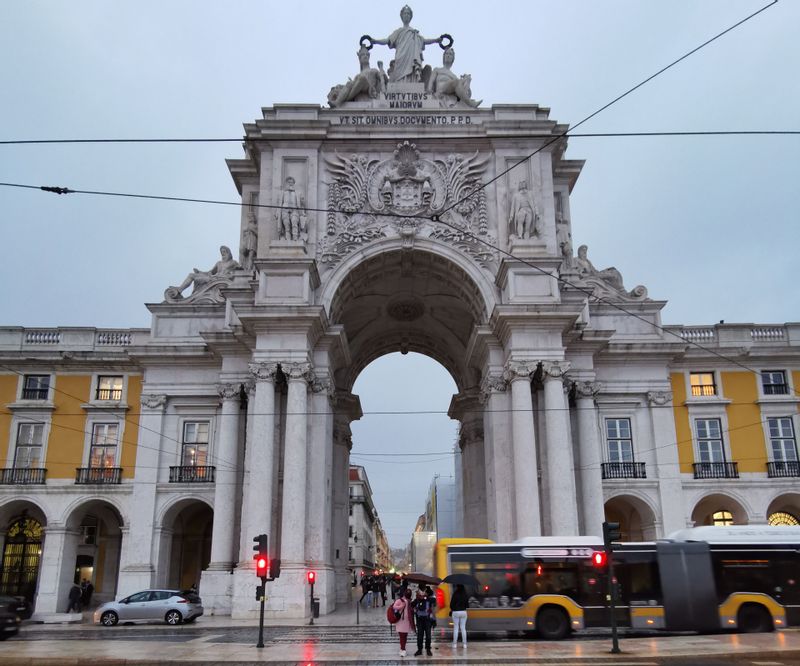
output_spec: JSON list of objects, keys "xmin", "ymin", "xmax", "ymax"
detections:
[
  {"xmin": 255, "ymin": 556, "xmax": 268, "ymax": 578},
  {"xmin": 592, "ymin": 551, "xmax": 608, "ymax": 568},
  {"xmin": 307, "ymin": 570, "xmax": 316, "ymax": 585}
]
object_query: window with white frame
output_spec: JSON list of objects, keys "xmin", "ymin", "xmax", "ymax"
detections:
[
  {"xmin": 689, "ymin": 372, "xmax": 716, "ymax": 397},
  {"xmin": 761, "ymin": 370, "xmax": 789, "ymax": 396},
  {"xmin": 96, "ymin": 375, "xmax": 123, "ymax": 401},
  {"xmin": 89, "ymin": 423, "xmax": 119, "ymax": 467},
  {"xmin": 181, "ymin": 421, "xmax": 209, "ymax": 467},
  {"xmin": 22, "ymin": 375, "xmax": 50, "ymax": 400},
  {"xmin": 696, "ymin": 418, "xmax": 725, "ymax": 462},
  {"xmin": 767, "ymin": 417, "xmax": 798, "ymax": 461},
  {"xmin": 605, "ymin": 418, "xmax": 633, "ymax": 462},
  {"xmin": 14, "ymin": 423, "xmax": 44, "ymax": 468}
]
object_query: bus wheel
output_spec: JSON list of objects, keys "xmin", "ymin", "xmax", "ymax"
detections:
[
  {"xmin": 737, "ymin": 604, "xmax": 773, "ymax": 633},
  {"xmin": 537, "ymin": 606, "xmax": 570, "ymax": 640}
]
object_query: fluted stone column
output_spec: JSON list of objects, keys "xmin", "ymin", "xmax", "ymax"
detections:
[
  {"xmin": 240, "ymin": 363, "xmax": 278, "ymax": 560},
  {"xmin": 575, "ymin": 381, "xmax": 605, "ymax": 536},
  {"xmin": 648, "ymin": 390, "xmax": 685, "ymax": 536},
  {"xmin": 201, "ymin": 382, "xmax": 240, "ymax": 568},
  {"xmin": 542, "ymin": 361, "xmax": 579, "ymax": 535},
  {"xmin": 480, "ymin": 373, "xmax": 514, "ymax": 541},
  {"xmin": 504, "ymin": 361, "xmax": 541, "ymax": 538},
  {"xmin": 280, "ymin": 361, "xmax": 312, "ymax": 566}
]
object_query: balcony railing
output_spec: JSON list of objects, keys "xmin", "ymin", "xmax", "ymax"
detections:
[
  {"xmin": 75, "ymin": 467, "xmax": 122, "ymax": 484},
  {"xmin": 602, "ymin": 462, "xmax": 647, "ymax": 479},
  {"xmin": 0, "ymin": 468, "xmax": 47, "ymax": 484},
  {"xmin": 21, "ymin": 387, "xmax": 49, "ymax": 400},
  {"xmin": 693, "ymin": 462, "xmax": 739, "ymax": 479},
  {"xmin": 169, "ymin": 466, "xmax": 216, "ymax": 483},
  {"xmin": 767, "ymin": 461, "xmax": 800, "ymax": 478},
  {"xmin": 95, "ymin": 388, "xmax": 123, "ymax": 401},
  {"xmin": 690, "ymin": 385, "xmax": 717, "ymax": 397}
]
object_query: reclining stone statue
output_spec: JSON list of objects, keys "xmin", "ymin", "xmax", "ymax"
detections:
[{"xmin": 164, "ymin": 245, "xmax": 241, "ymax": 304}]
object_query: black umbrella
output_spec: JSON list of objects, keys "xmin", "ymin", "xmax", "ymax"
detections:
[
  {"xmin": 405, "ymin": 572, "xmax": 442, "ymax": 585},
  {"xmin": 442, "ymin": 573, "xmax": 480, "ymax": 588}
]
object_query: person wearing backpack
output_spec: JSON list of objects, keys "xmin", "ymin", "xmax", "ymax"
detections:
[
  {"xmin": 390, "ymin": 588, "xmax": 415, "ymax": 657},
  {"xmin": 449, "ymin": 583, "xmax": 469, "ymax": 649}
]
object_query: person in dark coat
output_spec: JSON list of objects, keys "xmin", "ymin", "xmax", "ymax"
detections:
[
  {"xmin": 411, "ymin": 587, "xmax": 436, "ymax": 656},
  {"xmin": 66, "ymin": 583, "xmax": 82, "ymax": 613},
  {"xmin": 80, "ymin": 579, "xmax": 95, "ymax": 610},
  {"xmin": 449, "ymin": 584, "xmax": 469, "ymax": 648}
]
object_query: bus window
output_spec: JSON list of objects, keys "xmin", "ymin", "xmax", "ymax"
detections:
[
  {"xmin": 712, "ymin": 552, "xmax": 773, "ymax": 599},
  {"xmin": 522, "ymin": 561, "xmax": 578, "ymax": 598},
  {"xmin": 471, "ymin": 560, "xmax": 524, "ymax": 608}
]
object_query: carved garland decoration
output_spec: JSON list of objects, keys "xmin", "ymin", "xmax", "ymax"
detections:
[{"xmin": 319, "ymin": 142, "xmax": 498, "ymax": 270}]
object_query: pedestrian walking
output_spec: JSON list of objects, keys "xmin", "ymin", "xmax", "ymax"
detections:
[
  {"xmin": 380, "ymin": 575, "xmax": 387, "ymax": 606},
  {"xmin": 391, "ymin": 588, "xmax": 415, "ymax": 658},
  {"xmin": 358, "ymin": 575, "xmax": 370, "ymax": 605},
  {"xmin": 411, "ymin": 587, "xmax": 436, "ymax": 656},
  {"xmin": 80, "ymin": 578, "xmax": 95, "ymax": 610},
  {"xmin": 449, "ymin": 583, "xmax": 469, "ymax": 649},
  {"xmin": 66, "ymin": 583, "xmax": 82, "ymax": 613}
]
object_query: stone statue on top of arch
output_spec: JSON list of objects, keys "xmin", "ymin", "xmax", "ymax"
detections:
[{"xmin": 369, "ymin": 5, "xmax": 441, "ymax": 84}]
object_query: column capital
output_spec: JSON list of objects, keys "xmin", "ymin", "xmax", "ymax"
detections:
[
  {"xmin": 140, "ymin": 394, "xmax": 167, "ymax": 410},
  {"xmin": 574, "ymin": 380, "xmax": 602, "ymax": 399},
  {"xmin": 310, "ymin": 370, "xmax": 335, "ymax": 400},
  {"xmin": 249, "ymin": 361, "xmax": 279, "ymax": 382},
  {"xmin": 479, "ymin": 372, "xmax": 507, "ymax": 404},
  {"xmin": 541, "ymin": 360, "xmax": 571, "ymax": 380},
  {"xmin": 217, "ymin": 382, "xmax": 241, "ymax": 402},
  {"xmin": 459, "ymin": 423, "xmax": 484, "ymax": 449},
  {"xmin": 503, "ymin": 360, "xmax": 538, "ymax": 382},
  {"xmin": 283, "ymin": 361, "xmax": 314, "ymax": 382},
  {"xmin": 333, "ymin": 424, "xmax": 353, "ymax": 450},
  {"xmin": 647, "ymin": 390, "xmax": 673, "ymax": 406}
]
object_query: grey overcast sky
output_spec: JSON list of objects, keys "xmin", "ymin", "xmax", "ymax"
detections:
[{"xmin": 1, "ymin": 1, "xmax": 798, "ymax": 548}]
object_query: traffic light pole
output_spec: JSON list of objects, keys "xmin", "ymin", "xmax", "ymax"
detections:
[
  {"xmin": 309, "ymin": 579, "xmax": 315, "ymax": 626},
  {"xmin": 607, "ymin": 554, "xmax": 621, "ymax": 654},
  {"xmin": 257, "ymin": 575, "xmax": 266, "ymax": 648}
]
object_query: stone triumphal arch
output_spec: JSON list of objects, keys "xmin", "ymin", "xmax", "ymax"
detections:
[{"xmin": 142, "ymin": 8, "xmax": 682, "ymax": 618}]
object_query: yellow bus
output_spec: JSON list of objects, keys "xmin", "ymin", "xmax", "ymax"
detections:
[{"xmin": 434, "ymin": 526, "xmax": 800, "ymax": 639}]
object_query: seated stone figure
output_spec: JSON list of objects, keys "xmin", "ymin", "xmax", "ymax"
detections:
[
  {"xmin": 426, "ymin": 47, "xmax": 481, "ymax": 108},
  {"xmin": 574, "ymin": 244, "xmax": 624, "ymax": 291},
  {"xmin": 328, "ymin": 47, "xmax": 387, "ymax": 108},
  {"xmin": 164, "ymin": 245, "xmax": 241, "ymax": 303}
]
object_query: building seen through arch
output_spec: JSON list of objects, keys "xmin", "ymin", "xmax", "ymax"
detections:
[{"xmin": 1, "ymin": 8, "xmax": 799, "ymax": 619}]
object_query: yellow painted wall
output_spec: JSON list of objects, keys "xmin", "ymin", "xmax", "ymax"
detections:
[
  {"xmin": 670, "ymin": 373, "xmax": 694, "ymax": 472},
  {"xmin": 721, "ymin": 371, "xmax": 765, "ymax": 473},
  {"xmin": 0, "ymin": 374, "xmax": 18, "ymax": 463},
  {"xmin": 47, "ymin": 375, "xmax": 91, "ymax": 478},
  {"xmin": 120, "ymin": 375, "xmax": 142, "ymax": 479}
]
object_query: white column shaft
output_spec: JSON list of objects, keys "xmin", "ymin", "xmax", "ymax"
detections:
[
  {"xmin": 577, "ymin": 396, "xmax": 605, "ymax": 537},
  {"xmin": 544, "ymin": 376, "xmax": 579, "ymax": 535},
  {"xmin": 209, "ymin": 396, "xmax": 241, "ymax": 567},
  {"xmin": 280, "ymin": 376, "xmax": 308, "ymax": 565},
  {"xmin": 511, "ymin": 377, "xmax": 541, "ymax": 538},
  {"xmin": 650, "ymin": 394, "xmax": 686, "ymax": 535}
]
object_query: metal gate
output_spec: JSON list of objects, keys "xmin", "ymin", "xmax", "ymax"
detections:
[{"xmin": 0, "ymin": 516, "xmax": 42, "ymax": 601}]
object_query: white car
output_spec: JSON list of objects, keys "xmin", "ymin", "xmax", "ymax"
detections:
[{"xmin": 94, "ymin": 589, "xmax": 203, "ymax": 626}]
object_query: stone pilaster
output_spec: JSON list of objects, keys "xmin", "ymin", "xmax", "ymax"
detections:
[
  {"xmin": 503, "ymin": 360, "xmax": 542, "ymax": 538},
  {"xmin": 574, "ymin": 380, "xmax": 605, "ymax": 536},
  {"xmin": 541, "ymin": 361, "xmax": 579, "ymax": 535},
  {"xmin": 647, "ymin": 390, "xmax": 685, "ymax": 535},
  {"xmin": 450, "ymin": 388, "xmax": 487, "ymax": 538},
  {"xmin": 118, "ymin": 393, "xmax": 166, "ymax": 597},
  {"xmin": 33, "ymin": 525, "xmax": 79, "ymax": 615}
]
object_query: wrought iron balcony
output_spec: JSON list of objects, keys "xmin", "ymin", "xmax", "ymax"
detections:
[
  {"xmin": 767, "ymin": 461, "xmax": 800, "ymax": 478},
  {"xmin": 0, "ymin": 467, "xmax": 47, "ymax": 484},
  {"xmin": 75, "ymin": 467, "xmax": 122, "ymax": 484},
  {"xmin": 169, "ymin": 465, "xmax": 216, "ymax": 483},
  {"xmin": 693, "ymin": 462, "xmax": 739, "ymax": 479},
  {"xmin": 601, "ymin": 462, "xmax": 647, "ymax": 479}
]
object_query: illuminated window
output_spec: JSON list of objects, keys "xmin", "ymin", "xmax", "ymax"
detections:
[
  {"xmin": 90, "ymin": 423, "xmax": 118, "ymax": 467},
  {"xmin": 182, "ymin": 422, "xmax": 209, "ymax": 467},
  {"xmin": 690, "ymin": 372, "xmax": 716, "ymax": 397},
  {"xmin": 761, "ymin": 370, "xmax": 789, "ymax": 396},
  {"xmin": 14, "ymin": 423, "xmax": 44, "ymax": 468},
  {"xmin": 96, "ymin": 376, "xmax": 123, "ymax": 401},
  {"xmin": 768, "ymin": 511, "xmax": 799, "ymax": 526},
  {"xmin": 712, "ymin": 510, "xmax": 734, "ymax": 526}
]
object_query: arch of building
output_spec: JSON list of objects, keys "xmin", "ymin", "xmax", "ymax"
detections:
[
  {"xmin": 690, "ymin": 492, "xmax": 750, "ymax": 526},
  {"xmin": 766, "ymin": 492, "xmax": 800, "ymax": 525},
  {"xmin": 604, "ymin": 492, "xmax": 659, "ymax": 541},
  {"xmin": 158, "ymin": 497, "xmax": 213, "ymax": 593},
  {"xmin": 0, "ymin": 499, "xmax": 47, "ymax": 604}
]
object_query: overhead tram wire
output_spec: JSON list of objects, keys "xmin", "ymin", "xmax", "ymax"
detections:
[{"xmin": 0, "ymin": 130, "xmax": 797, "ymax": 145}]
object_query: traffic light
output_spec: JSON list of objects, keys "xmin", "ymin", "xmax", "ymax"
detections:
[
  {"xmin": 255, "ymin": 584, "xmax": 265, "ymax": 601},
  {"xmin": 602, "ymin": 521, "xmax": 621, "ymax": 551},
  {"xmin": 307, "ymin": 570, "xmax": 316, "ymax": 585},
  {"xmin": 270, "ymin": 558, "xmax": 281, "ymax": 580},
  {"xmin": 591, "ymin": 550, "xmax": 608, "ymax": 568},
  {"xmin": 253, "ymin": 534, "xmax": 268, "ymax": 578}
]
